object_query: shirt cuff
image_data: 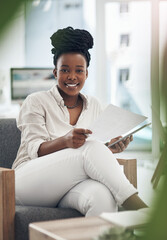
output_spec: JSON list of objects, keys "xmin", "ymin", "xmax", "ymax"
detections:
[{"xmin": 28, "ymin": 139, "xmax": 46, "ymax": 159}]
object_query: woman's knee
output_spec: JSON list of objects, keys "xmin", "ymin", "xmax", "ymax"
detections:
[
  {"xmin": 84, "ymin": 140, "xmax": 105, "ymax": 151},
  {"xmin": 82, "ymin": 140, "xmax": 110, "ymax": 161},
  {"xmin": 83, "ymin": 139, "xmax": 114, "ymax": 157}
]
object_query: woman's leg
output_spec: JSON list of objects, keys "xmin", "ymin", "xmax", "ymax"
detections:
[
  {"xmin": 80, "ymin": 140, "xmax": 138, "ymax": 207},
  {"xmin": 15, "ymin": 139, "xmax": 142, "ymax": 209},
  {"xmin": 15, "ymin": 148, "xmax": 89, "ymax": 206},
  {"xmin": 58, "ymin": 179, "xmax": 118, "ymax": 216},
  {"xmin": 122, "ymin": 194, "xmax": 147, "ymax": 210}
]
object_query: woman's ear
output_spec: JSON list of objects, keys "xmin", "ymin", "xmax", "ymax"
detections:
[
  {"xmin": 86, "ymin": 69, "xmax": 88, "ymax": 78},
  {"xmin": 53, "ymin": 68, "xmax": 57, "ymax": 78}
]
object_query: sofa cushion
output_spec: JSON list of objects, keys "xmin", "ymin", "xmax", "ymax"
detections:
[
  {"xmin": 0, "ymin": 118, "xmax": 21, "ymax": 168},
  {"xmin": 15, "ymin": 205, "xmax": 83, "ymax": 240}
]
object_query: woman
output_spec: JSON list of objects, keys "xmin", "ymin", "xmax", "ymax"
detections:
[{"xmin": 12, "ymin": 27, "xmax": 147, "ymax": 216}]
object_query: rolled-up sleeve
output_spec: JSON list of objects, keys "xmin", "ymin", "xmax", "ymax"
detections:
[{"xmin": 17, "ymin": 95, "xmax": 51, "ymax": 159}]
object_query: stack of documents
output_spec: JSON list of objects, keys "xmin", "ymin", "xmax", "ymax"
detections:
[{"xmin": 89, "ymin": 104, "xmax": 149, "ymax": 142}]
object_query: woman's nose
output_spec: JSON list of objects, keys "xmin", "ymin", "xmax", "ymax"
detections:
[{"xmin": 67, "ymin": 72, "xmax": 77, "ymax": 80}]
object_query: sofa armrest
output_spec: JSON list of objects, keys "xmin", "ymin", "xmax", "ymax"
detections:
[
  {"xmin": 117, "ymin": 158, "xmax": 137, "ymax": 188},
  {"xmin": 0, "ymin": 168, "xmax": 15, "ymax": 240}
]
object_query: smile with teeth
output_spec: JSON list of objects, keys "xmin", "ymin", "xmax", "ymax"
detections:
[{"xmin": 65, "ymin": 83, "xmax": 79, "ymax": 88}]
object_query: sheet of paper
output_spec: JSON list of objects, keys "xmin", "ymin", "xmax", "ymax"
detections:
[
  {"xmin": 89, "ymin": 104, "xmax": 147, "ymax": 142},
  {"xmin": 100, "ymin": 208, "xmax": 149, "ymax": 229}
]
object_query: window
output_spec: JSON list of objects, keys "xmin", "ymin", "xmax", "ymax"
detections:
[
  {"xmin": 119, "ymin": 68, "xmax": 130, "ymax": 83},
  {"xmin": 96, "ymin": 0, "xmax": 167, "ymax": 157},
  {"xmin": 96, "ymin": 0, "xmax": 152, "ymax": 151},
  {"xmin": 120, "ymin": 2, "xmax": 129, "ymax": 13},
  {"xmin": 120, "ymin": 34, "xmax": 130, "ymax": 47}
]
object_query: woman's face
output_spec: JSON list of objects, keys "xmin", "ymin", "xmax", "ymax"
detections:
[{"xmin": 54, "ymin": 53, "xmax": 88, "ymax": 97}]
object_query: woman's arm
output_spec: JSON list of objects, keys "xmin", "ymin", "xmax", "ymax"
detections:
[
  {"xmin": 38, "ymin": 128, "xmax": 92, "ymax": 157},
  {"xmin": 38, "ymin": 136, "xmax": 67, "ymax": 157}
]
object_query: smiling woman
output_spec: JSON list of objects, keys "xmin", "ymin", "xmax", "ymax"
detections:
[
  {"xmin": 12, "ymin": 26, "xmax": 147, "ymax": 216},
  {"xmin": 53, "ymin": 53, "xmax": 88, "ymax": 104},
  {"xmin": 50, "ymin": 27, "xmax": 91, "ymax": 115},
  {"xmin": 54, "ymin": 53, "xmax": 88, "ymax": 126}
]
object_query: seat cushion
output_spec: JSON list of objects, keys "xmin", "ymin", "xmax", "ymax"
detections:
[{"xmin": 15, "ymin": 205, "xmax": 83, "ymax": 240}]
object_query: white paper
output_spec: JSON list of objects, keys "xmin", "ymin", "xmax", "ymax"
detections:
[
  {"xmin": 89, "ymin": 104, "xmax": 147, "ymax": 142},
  {"xmin": 100, "ymin": 208, "xmax": 149, "ymax": 229}
]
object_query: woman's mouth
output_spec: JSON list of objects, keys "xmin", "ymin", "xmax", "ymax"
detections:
[{"xmin": 65, "ymin": 83, "xmax": 79, "ymax": 88}]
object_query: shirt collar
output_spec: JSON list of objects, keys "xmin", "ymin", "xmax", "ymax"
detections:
[{"xmin": 49, "ymin": 84, "xmax": 89, "ymax": 109}]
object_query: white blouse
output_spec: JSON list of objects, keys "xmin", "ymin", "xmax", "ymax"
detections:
[{"xmin": 12, "ymin": 84, "xmax": 103, "ymax": 169}]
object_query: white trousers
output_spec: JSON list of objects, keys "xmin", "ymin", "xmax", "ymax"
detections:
[{"xmin": 15, "ymin": 140, "xmax": 137, "ymax": 216}]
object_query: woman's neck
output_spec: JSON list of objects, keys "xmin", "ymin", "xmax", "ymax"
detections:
[{"xmin": 58, "ymin": 87, "xmax": 79, "ymax": 107}]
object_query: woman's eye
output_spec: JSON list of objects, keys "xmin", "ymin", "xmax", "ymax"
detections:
[
  {"xmin": 76, "ymin": 69, "xmax": 84, "ymax": 73},
  {"xmin": 60, "ymin": 69, "xmax": 68, "ymax": 73}
]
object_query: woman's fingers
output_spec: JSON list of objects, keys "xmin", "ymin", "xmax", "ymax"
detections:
[
  {"xmin": 74, "ymin": 128, "xmax": 92, "ymax": 136},
  {"xmin": 65, "ymin": 128, "xmax": 92, "ymax": 148},
  {"xmin": 108, "ymin": 135, "xmax": 133, "ymax": 153},
  {"xmin": 73, "ymin": 138, "xmax": 86, "ymax": 148}
]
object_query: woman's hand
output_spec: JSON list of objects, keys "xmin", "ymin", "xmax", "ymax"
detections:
[
  {"xmin": 107, "ymin": 135, "xmax": 133, "ymax": 153},
  {"xmin": 64, "ymin": 128, "xmax": 92, "ymax": 149},
  {"xmin": 38, "ymin": 128, "xmax": 92, "ymax": 157}
]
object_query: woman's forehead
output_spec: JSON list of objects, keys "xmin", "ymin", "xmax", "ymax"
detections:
[{"xmin": 57, "ymin": 53, "xmax": 87, "ymax": 67}]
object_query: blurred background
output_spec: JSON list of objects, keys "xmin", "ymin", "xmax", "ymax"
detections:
[{"xmin": 0, "ymin": 0, "xmax": 167, "ymax": 164}]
